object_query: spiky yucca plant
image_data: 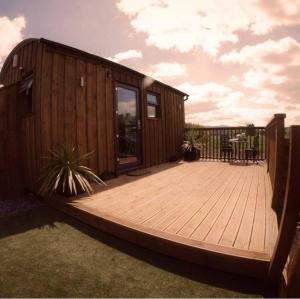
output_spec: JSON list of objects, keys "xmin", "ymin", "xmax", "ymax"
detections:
[
  {"xmin": 38, "ymin": 144, "xmax": 106, "ymax": 197},
  {"xmin": 181, "ymin": 130, "xmax": 201, "ymax": 153}
]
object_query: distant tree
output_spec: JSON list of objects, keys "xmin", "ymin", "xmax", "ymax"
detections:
[{"xmin": 185, "ymin": 122, "xmax": 203, "ymax": 129}]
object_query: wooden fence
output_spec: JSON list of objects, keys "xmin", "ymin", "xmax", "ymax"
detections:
[
  {"xmin": 266, "ymin": 126, "xmax": 300, "ymax": 296},
  {"xmin": 265, "ymin": 114, "xmax": 289, "ymax": 209},
  {"xmin": 185, "ymin": 126, "xmax": 266, "ymax": 161},
  {"xmin": 280, "ymin": 228, "xmax": 300, "ymax": 297}
]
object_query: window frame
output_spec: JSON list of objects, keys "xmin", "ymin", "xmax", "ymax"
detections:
[
  {"xmin": 146, "ymin": 91, "xmax": 161, "ymax": 119},
  {"xmin": 19, "ymin": 72, "xmax": 33, "ymax": 117}
]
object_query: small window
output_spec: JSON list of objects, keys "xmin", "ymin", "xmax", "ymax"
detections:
[
  {"xmin": 147, "ymin": 92, "xmax": 160, "ymax": 118},
  {"xmin": 19, "ymin": 73, "xmax": 33, "ymax": 115}
]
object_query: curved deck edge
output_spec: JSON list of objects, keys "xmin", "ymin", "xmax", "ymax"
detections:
[{"xmin": 48, "ymin": 198, "xmax": 270, "ymax": 279}]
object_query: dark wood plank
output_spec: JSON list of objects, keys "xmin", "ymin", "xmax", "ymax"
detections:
[
  {"xmin": 96, "ymin": 65, "xmax": 107, "ymax": 174},
  {"xmin": 86, "ymin": 62, "xmax": 98, "ymax": 172},
  {"xmin": 64, "ymin": 56, "xmax": 76, "ymax": 146},
  {"xmin": 40, "ymin": 51, "xmax": 53, "ymax": 156},
  {"xmin": 266, "ymin": 126, "xmax": 300, "ymax": 295},
  {"xmin": 105, "ymin": 68, "xmax": 114, "ymax": 172},
  {"xmin": 75, "ymin": 59, "xmax": 87, "ymax": 157}
]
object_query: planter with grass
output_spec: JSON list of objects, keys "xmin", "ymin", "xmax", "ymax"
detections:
[
  {"xmin": 246, "ymin": 124, "xmax": 256, "ymax": 136},
  {"xmin": 38, "ymin": 144, "xmax": 106, "ymax": 198},
  {"xmin": 182, "ymin": 130, "xmax": 201, "ymax": 161}
]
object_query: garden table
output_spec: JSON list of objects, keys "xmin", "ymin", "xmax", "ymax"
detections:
[{"xmin": 229, "ymin": 139, "xmax": 248, "ymax": 161}]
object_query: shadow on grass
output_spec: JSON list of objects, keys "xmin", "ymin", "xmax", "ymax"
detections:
[
  {"xmin": 69, "ymin": 212, "xmax": 264, "ymax": 296},
  {"xmin": 0, "ymin": 205, "xmax": 263, "ymax": 296}
]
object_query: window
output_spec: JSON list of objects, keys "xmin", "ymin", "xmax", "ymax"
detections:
[
  {"xmin": 19, "ymin": 73, "xmax": 33, "ymax": 115},
  {"xmin": 147, "ymin": 92, "xmax": 160, "ymax": 118}
]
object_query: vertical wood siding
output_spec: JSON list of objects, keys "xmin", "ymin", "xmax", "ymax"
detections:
[
  {"xmin": 38, "ymin": 46, "xmax": 116, "ymax": 177},
  {"xmin": 0, "ymin": 40, "xmax": 42, "ymax": 193},
  {"xmin": 0, "ymin": 40, "xmax": 185, "ymax": 193},
  {"xmin": 154, "ymin": 84, "xmax": 184, "ymax": 166},
  {"xmin": 0, "ymin": 84, "xmax": 23, "ymax": 199},
  {"xmin": 0, "ymin": 40, "xmax": 39, "ymax": 86}
]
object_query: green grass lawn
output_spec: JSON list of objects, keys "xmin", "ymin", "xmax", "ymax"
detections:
[{"xmin": 0, "ymin": 205, "xmax": 263, "ymax": 298}]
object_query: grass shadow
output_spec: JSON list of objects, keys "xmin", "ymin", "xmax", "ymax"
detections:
[
  {"xmin": 0, "ymin": 204, "xmax": 263, "ymax": 297},
  {"xmin": 65, "ymin": 211, "xmax": 264, "ymax": 296}
]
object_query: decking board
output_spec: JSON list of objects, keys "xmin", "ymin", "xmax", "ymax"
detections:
[
  {"xmin": 204, "ymin": 165, "xmax": 253, "ymax": 244},
  {"xmin": 53, "ymin": 161, "xmax": 278, "ymax": 278},
  {"xmin": 191, "ymin": 166, "xmax": 247, "ymax": 241},
  {"xmin": 177, "ymin": 165, "xmax": 243, "ymax": 238},
  {"xmin": 219, "ymin": 165, "xmax": 255, "ymax": 247},
  {"xmin": 164, "ymin": 163, "xmax": 231, "ymax": 234}
]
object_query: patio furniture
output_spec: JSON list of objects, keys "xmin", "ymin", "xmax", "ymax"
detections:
[
  {"xmin": 220, "ymin": 135, "xmax": 233, "ymax": 161},
  {"xmin": 245, "ymin": 135, "xmax": 259, "ymax": 164},
  {"xmin": 229, "ymin": 138, "xmax": 248, "ymax": 161}
]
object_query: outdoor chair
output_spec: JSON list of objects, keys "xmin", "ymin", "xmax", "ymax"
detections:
[
  {"xmin": 245, "ymin": 135, "xmax": 259, "ymax": 164},
  {"xmin": 220, "ymin": 135, "xmax": 233, "ymax": 161}
]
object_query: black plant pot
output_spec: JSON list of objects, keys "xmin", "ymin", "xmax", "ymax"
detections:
[
  {"xmin": 57, "ymin": 181, "xmax": 85, "ymax": 197},
  {"xmin": 184, "ymin": 148, "xmax": 200, "ymax": 161},
  {"xmin": 247, "ymin": 127, "xmax": 256, "ymax": 136}
]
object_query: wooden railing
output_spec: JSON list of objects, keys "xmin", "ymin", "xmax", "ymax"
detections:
[
  {"xmin": 265, "ymin": 114, "xmax": 288, "ymax": 209},
  {"xmin": 266, "ymin": 126, "xmax": 300, "ymax": 296},
  {"xmin": 185, "ymin": 126, "xmax": 266, "ymax": 161},
  {"xmin": 280, "ymin": 228, "xmax": 300, "ymax": 297}
]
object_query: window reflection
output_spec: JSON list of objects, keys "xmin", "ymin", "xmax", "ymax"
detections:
[
  {"xmin": 116, "ymin": 86, "xmax": 138, "ymax": 165},
  {"xmin": 147, "ymin": 92, "xmax": 160, "ymax": 118}
]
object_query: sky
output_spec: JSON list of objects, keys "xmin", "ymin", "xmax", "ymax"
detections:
[{"xmin": 0, "ymin": 0, "xmax": 300, "ymax": 126}]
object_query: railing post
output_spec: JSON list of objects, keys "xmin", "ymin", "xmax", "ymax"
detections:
[
  {"xmin": 266, "ymin": 113, "xmax": 287, "ymax": 209},
  {"xmin": 265, "ymin": 126, "xmax": 300, "ymax": 296}
]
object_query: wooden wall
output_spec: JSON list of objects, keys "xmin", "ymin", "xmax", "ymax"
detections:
[
  {"xmin": 40, "ymin": 43, "xmax": 185, "ymax": 177},
  {"xmin": 112, "ymin": 68, "xmax": 185, "ymax": 168},
  {"xmin": 0, "ymin": 39, "xmax": 186, "ymax": 193},
  {"xmin": 0, "ymin": 84, "xmax": 23, "ymax": 199},
  {"xmin": 0, "ymin": 39, "xmax": 40, "ymax": 86},
  {"xmin": 39, "ymin": 46, "xmax": 116, "ymax": 177},
  {"xmin": 143, "ymin": 82, "xmax": 184, "ymax": 167},
  {"xmin": 0, "ymin": 39, "xmax": 42, "ymax": 192}
]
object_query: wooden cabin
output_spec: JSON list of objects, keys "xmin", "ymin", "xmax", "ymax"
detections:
[{"xmin": 0, "ymin": 38, "xmax": 188, "ymax": 196}]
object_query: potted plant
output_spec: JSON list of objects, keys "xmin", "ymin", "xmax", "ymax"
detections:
[
  {"xmin": 38, "ymin": 144, "xmax": 106, "ymax": 197},
  {"xmin": 181, "ymin": 130, "xmax": 201, "ymax": 161},
  {"xmin": 246, "ymin": 123, "xmax": 256, "ymax": 136}
]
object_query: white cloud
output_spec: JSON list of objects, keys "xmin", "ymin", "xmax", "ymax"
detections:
[
  {"xmin": 243, "ymin": 68, "xmax": 287, "ymax": 89},
  {"xmin": 248, "ymin": 0, "xmax": 300, "ymax": 35},
  {"xmin": 248, "ymin": 89, "xmax": 279, "ymax": 105},
  {"xmin": 220, "ymin": 37, "xmax": 300, "ymax": 90},
  {"xmin": 229, "ymin": 75, "xmax": 239, "ymax": 83},
  {"xmin": 177, "ymin": 80, "xmax": 299, "ymax": 126},
  {"xmin": 0, "ymin": 16, "xmax": 26, "ymax": 67},
  {"xmin": 117, "ymin": 0, "xmax": 300, "ymax": 55},
  {"xmin": 185, "ymin": 102, "xmax": 282, "ymax": 126},
  {"xmin": 220, "ymin": 37, "xmax": 300, "ymax": 67},
  {"xmin": 178, "ymin": 82, "xmax": 231, "ymax": 102},
  {"xmin": 177, "ymin": 81, "xmax": 243, "ymax": 114},
  {"xmin": 148, "ymin": 62, "xmax": 186, "ymax": 80},
  {"xmin": 106, "ymin": 49, "xmax": 142, "ymax": 63}
]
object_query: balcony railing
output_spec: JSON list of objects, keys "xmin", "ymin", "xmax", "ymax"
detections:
[{"xmin": 185, "ymin": 126, "xmax": 266, "ymax": 161}]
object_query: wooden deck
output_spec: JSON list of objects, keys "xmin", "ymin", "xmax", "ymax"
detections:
[{"xmin": 52, "ymin": 161, "xmax": 279, "ymax": 278}]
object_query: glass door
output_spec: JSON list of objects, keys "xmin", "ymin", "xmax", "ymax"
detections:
[{"xmin": 115, "ymin": 83, "xmax": 141, "ymax": 169}]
